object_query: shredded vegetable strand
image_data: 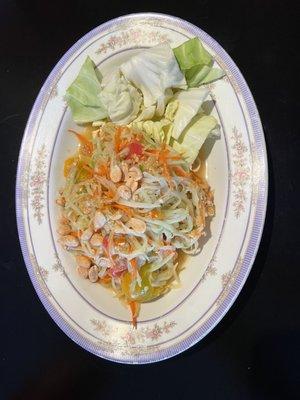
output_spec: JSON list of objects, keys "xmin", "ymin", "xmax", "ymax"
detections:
[{"xmin": 58, "ymin": 123, "xmax": 214, "ymax": 326}]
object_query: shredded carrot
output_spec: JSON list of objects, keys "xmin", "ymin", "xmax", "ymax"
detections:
[
  {"xmin": 130, "ymin": 258, "xmax": 138, "ymax": 279},
  {"xmin": 100, "ymin": 184, "xmax": 115, "ymax": 200},
  {"xmin": 145, "ymin": 148, "xmax": 159, "ymax": 155},
  {"xmin": 161, "ymin": 249, "xmax": 175, "ymax": 256},
  {"xmin": 162, "ymin": 161, "xmax": 173, "ymax": 187},
  {"xmin": 100, "ymin": 275, "xmax": 111, "ymax": 284},
  {"xmin": 92, "ymin": 184, "xmax": 102, "ymax": 198},
  {"xmin": 70, "ymin": 230, "xmax": 82, "ymax": 238},
  {"xmin": 129, "ymin": 301, "xmax": 138, "ymax": 328},
  {"xmin": 119, "ymin": 140, "xmax": 130, "ymax": 151},
  {"xmin": 145, "ymin": 144, "xmax": 181, "ymax": 165},
  {"xmin": 131, "ymin": 131, "xmax": 143, "ymax": 142},
  {"xmin": 149, "ymin": 210, "xmax": 161, "ymax": 219},
  {"xmin": 106, "ymin": 189, "xmax": 115, "ymax": 199},
  {"xmin": 130, "ymin": 258, "xmax": 138, "ymax": 269},
  {"xmin": 102, "ymin": 233, "xmax": 115, "ymax": 266},
  {"xmin": 108, "ymin": 230, "xmax": 115, "ymax": 265},
  {"xmin": 151, "ymin": 145, "xmax": 175, "ymax": 187},
  {"xmin": 143, "ymin": 150, "xmax": 156, "ymax": 156},
  {"xmin": 114, "ymin": 126, "xmax": 122, "ymax": 153},
  {"xmin": 68, "ymin": 129, "xmax": 93, "ymax": 156},
  {"xmin": 114, "ymin": 235, "xmax": 127, "ymax": 246},
  {"xmin": 111, "ymin": 203, "xmax": 134, "ymax": 217},
  {"xmin": 96, "ymin": 163, "xmax": 108, "ymax": 177},
  {"xmin": 82, "ymin": 164, "xmax": 94, "ymax": 175},
  {"xmin": 172, "ymin": 165, "xmax": 191, "ymax": 178}
]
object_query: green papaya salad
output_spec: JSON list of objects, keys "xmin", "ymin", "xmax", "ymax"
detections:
[{"xmin": 57, "ymin": 38, "xmax": 224, "ymax": 326}]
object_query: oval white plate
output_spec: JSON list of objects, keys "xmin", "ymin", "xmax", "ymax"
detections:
[{"xmin": 16, "ymin": 13, "xmax": 267, "ymax": 364}]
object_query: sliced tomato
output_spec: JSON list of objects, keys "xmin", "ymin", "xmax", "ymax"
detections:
[
  {"xmin": 108, "ymin": 257, "xmax": 128, "ymax": 277},
  {"xmin": 102, "ymin": 235, "xmax": 109, "ymax": 251},
  {"xmin": 127, "ymin": 141, "xmax": 143, "ymax": 158}
]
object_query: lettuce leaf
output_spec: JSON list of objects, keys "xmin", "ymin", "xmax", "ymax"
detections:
[
  {"xmin": 173, "ymin": 114, "xmax": 218, "ymax": 164},
  {"xmin": 133, "ymin": 105, "xmax": 156, "ymax": 122},
  {"xmin": 65, "ymin": 56, "xmax": 107, "ymax": 124},
  {"xmin": 173, "ymin": 37, "xmax": 212, "ymax": 70},
  {"xmin": 171, "ymin": 88, "xmax": 209, "ymax": 140},
  {"xmin": 201, "ymin": 68, "xmax": 226, "ymax": 84},
  {"xmin": 66, "ymin": 98, "xmax": 107, "ymax": 124},
  {"xmin": 131, "ymin": 100, "xmax": 178, "ymax": 144},
  {"xmin": 164, "ymin": 100, "xmax": 179, "ymax": 122},
  {"xmin": 156, "ymin": 88, "xmax": 174, "ymax": 117},
  {"xmin": 121, "ymin": 43, "xmax": 186, "ymax": 107},
  {"xmin": 134, "ymin": 90, "xmax": 174, "ymax": 122},
  {"xmin": 173, "ymin": 38, "xmax": 225, "ymax": 87},
  {"xmin": 99, "ymin": 70, "xmax": 141, "ymax": 124},
  {"xmin": 185, "ymin": 65, "xmax": 211, "ymax": 88},
  {"xmin": 131, "ymin": 120, "xmax": 171, "ymax": 144}
]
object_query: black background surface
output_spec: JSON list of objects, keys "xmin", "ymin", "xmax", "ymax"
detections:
[{"xmin": 0, "ymin": 1, "xmax": 299, "ymax": 399}]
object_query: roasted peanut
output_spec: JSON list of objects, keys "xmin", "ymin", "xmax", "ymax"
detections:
[
  {"xmin": 90, "ymin": 233, "xmax": 103, "ymax": 247},
  {"xmin": 110, "ymin": 163, "xmax": 122, "ymax": 183},
  {"xmin": 56, "ymin": 197, "xmax": 65, "ymax": 206},
  {"xmin": 121, "ymin": 161, "xmax": 129, "ymax": 180},
  {"xmin": 126, "ymin": 178, "xmax": 138, "ymax": 193},
  {"xmin": 57, "ymin": 224, "xmax": 71, "ymax": 236},
  {"xmin": 88, "ymin": 265, "xmax": 99, "ymax": 283},
  {"xmin": 61, "ymin": 235, "xmax": 79, "ymax": 248},
  {"xmin": 128, "ymin": 166, "xmax": 143, "ymax": 181},
  {"xmin": 76, "ymin": 255, "xmax": 91, "ymax": 269},
  {"xmin": 77, "ymin": 266, "xmax": 89, "ymax": 279}
]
